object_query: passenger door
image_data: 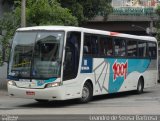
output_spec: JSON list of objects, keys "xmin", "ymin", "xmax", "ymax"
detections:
[{"xmin": 63, "ymin": 32, "xmax": 81, "ymax": 81}]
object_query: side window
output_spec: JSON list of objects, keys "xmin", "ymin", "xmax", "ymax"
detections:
[
  {"xmin": 83, "ymin": 34, "xmax": 98, "ymax": 56},
  {"xmin": 138, "ymin": 41, "xmax": 147, "ymax": 58},
  {"xmin": 99, "ymin": 36, "xmax": 113, "ymax": 56},
  {"xmin": 91, "ymin": 36, "xmax": 99, "ymax": 55},
  {"xmin": 83, "ymin": 35, "xmax": 91, "ymax": 55},
  {"xmin": 127, "ymin": 40, "xmax": 137, "ymax": 57},
  {"xmin": 114, "ymin": 38, "xmax": 126, "ymax": 57},
  {"xmin": 148, "ymin": 42, "xmax": 157, "ymax": 59}
]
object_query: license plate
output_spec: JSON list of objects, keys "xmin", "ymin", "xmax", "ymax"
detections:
[{"xmin": 26, "ymin": 91, "xmax": 35, "ymax": 95}]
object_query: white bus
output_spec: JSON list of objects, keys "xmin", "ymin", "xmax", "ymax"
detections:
[{"xmin": 8, "ymin": 26, "xmax": 158, "ymax": 103}]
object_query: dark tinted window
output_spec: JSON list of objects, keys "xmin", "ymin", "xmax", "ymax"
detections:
[
  {"xmin": 99, "ymin": 36, "xmax": 113, "ymax": 56},
  {"xmin": 148, "ymin": 42, "xmax": 157, "ymax": 58},
  {"xmin": 138, "ymin": 41, "xmax": 147, "ymax": 57},
  {"xmin": 114, "ymin": 38, "xmax": 126, "ymax": 57},
  {"xmin": 127, "ymin": 40, "xmax": 137, "ymax": 57},
  {"xmin": 63, "ymin": 32, "xmax": 81, "ymax": 81},
  {"xmin": 83, "ymin": 34, "xmax": 98, "ymax": 56},
  {"xmin": 91, "ymin": 36, "xmax": 99, "ymax": 55}
]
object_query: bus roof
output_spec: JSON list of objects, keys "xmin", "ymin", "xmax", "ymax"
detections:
[{"xmin": 17, "ymin": 26, "xmax": 157, "ymax": 42}]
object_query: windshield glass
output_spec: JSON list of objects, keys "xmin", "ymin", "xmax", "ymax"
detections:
[
  {"xmin": 9, "ymin": 31, "xmax": 64, "ymax": 79},
  {"xmin": 33, "ymin": 32, "xmax": 63, "ymax": 78}
]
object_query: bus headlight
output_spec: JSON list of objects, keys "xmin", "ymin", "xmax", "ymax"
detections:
[
  {"xmin": 45, "ymin": 82, "xmax": 61, "ymax": 88},
  {"xmin": 8, "ymin": 80, "xmax": 16, "ymax": 86}
]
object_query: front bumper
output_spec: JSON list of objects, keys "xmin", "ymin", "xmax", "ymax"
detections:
[{"xmin": 8, "ymin": 85, "xmax": 65, "ymax": 100}]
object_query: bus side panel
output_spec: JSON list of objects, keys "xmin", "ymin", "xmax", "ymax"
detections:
[
  {"xmin": 92, "ymin": 58, "xmax": 110, "ymax": 95},
  {"xmin": 80, "ymin": 57, "xmax": 110, "ymax": 96},
  {"xmin": 85, "ymin": 58, "xmax": 157, "ymax": 96}
]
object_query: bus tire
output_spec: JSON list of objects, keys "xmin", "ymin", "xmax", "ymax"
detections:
[
  {"xmin": 79, "ymin": 82, "xmax": 93, "ymax": 103},
  {"xmin": 35, "ymin": 99, "xmax": 49, "ymax": 103},
  {"xmin": 136, "ymin": 78, "xmax": 144, "ymax": 94}
]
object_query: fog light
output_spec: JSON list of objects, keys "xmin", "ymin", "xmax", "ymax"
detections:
[
  {"xmin": 8, "ymin": 80, "xmax": 16, "ymax": 86},
  {"xmin": 45, "ymin": 82, "xmax": 61, "ymax": 88}
]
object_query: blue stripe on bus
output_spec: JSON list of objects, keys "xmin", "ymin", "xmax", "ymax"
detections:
[{"xmin": 36, "ymin": 78, "xmax": 57, "ymax": 86}]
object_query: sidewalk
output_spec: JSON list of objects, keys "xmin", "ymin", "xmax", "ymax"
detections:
[{"xmin": 0, "ymin": 89, "xmax": 8, "ymax": 96}]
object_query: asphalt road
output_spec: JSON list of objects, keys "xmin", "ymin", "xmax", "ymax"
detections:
[
  {"xmin": 0, "ymin": 84, "xmax": 160, "ymax": 121},
  {"xmin": 1, "ymin": 84, "xmax": 160, "ymax": 115}
]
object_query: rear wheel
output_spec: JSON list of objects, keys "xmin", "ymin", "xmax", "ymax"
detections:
[
  {"xmin": 136, "ymin": 78, "xmax": 144, "ymax": 94},
  {"xmin": 79, "ymin": 82, "xmax": 93, "ymax": 103}
]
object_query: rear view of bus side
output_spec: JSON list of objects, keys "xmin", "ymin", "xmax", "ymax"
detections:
[{"xmin": 8, "ymin": 26, "xmax": 158, "ymax": 103}]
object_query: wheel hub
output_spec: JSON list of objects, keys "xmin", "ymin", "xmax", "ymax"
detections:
[{"xmin": 82, "ymin": 87, "xmax": 89, "ymax": 99}]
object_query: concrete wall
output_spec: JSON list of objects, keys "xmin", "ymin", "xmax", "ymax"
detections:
[{"xmin": 0, "ymin": 62, "xmax": 7, "ymax": 90}]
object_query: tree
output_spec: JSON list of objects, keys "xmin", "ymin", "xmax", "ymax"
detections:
[
  {"xmin": 59, "ymin": 0, "xmax": 113, "ymax": 24},
  {"xmin": 13, "ymin": 0, "xmax": 78, "ymax": 26},
  {"xmin": 0, "ymin": 0, "xmax": 78, "ymax": 64}
]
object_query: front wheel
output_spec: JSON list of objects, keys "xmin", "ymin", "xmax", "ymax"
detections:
[
  {"xmin": 79, "ymin": 82, "xmax": 93, "ymax": 103},
  {"xmin": 136, "ymin": 78, "xmax": 144, "ymax": 94}
]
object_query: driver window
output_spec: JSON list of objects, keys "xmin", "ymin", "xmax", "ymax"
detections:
[{"xmin": 35, "ymin": 36, "xmax": 59, "ymax": 61}]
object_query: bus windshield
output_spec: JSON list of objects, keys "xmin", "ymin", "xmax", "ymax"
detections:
[{"xmin": 9, "ymin": 31, "xmax": 64, "ymax": 79}]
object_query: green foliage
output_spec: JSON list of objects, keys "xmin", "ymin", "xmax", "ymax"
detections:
[
  {"xmin": 13, "ymin": 0, "xmax": 78, "ymax": 26},
  {"xmin": 60, "ymin": 0, "xmax": 113, "ymax": 24},
  {"xmin": 26, "ymin": 0, "xmax": 78, "ymax": 26}
]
